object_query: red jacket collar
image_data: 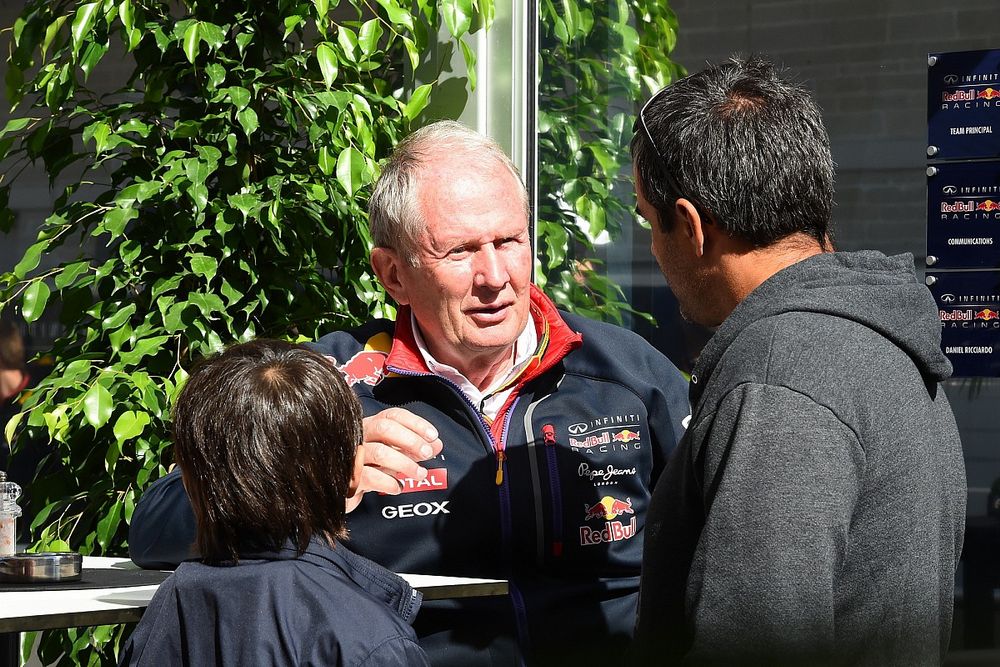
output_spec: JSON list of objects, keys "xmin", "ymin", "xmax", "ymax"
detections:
[{"xmin": 385, "ymin": 284, "xmax": 583, "ymax": 380}]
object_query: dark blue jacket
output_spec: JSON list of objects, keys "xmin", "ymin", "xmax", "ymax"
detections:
[
  {"xmin": 129, "ymin": 287, "xmax": 690, "ymax": 666},
  {"xmin": 119, "ymin": 538, "xmax": 428, "ymax": 667}
]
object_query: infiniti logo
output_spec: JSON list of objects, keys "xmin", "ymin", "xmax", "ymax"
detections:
[
  {"xmin": 941, "ymin": 293, "xmax": 957, "ymax": 303},
  {"xmin": 943, "ymin": 74, "xmax": 959, "ymax": 85},
  {"xmin": 942, "ymin": 185, "xmax": 958, "ymax": 195},
  {"xmin": 568, "ymin": 423, "xmax": 588, "ymax": 435}
]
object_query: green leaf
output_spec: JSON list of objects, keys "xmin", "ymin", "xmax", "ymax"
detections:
[
  {"xmin": 228, "ymin": 193, "xmax": 261, "ymax": 219},
  {"xmin": 316, "ymin": 43, "xmax": 339, "ymax": 88},
  {"xmin": 337, "ymin": 26, "xmax": 358, "ymax": 62},
  {"xmin": 0, "ymin": 117, "xmax": 33, "ymax": 138},
  {"xmin": 103, "ymin": 303, "xmax": 136, "ymax": 330},
  {"xmin": 336, "ymin": 146, "xmax": 365, "ymax": 197},
  {"xmin": 13, "ymin": 241, "xmax": 45, "ymax": 279},
  {"xmin": 22, "ymin": 280, "xmax": 50, "ymax": 322},
  {"xmin": 189, "ymin": 253, "xmax": 218, "ymax": 282},
  {"xmin": 96, "ymin": 501, "xmax": 122, "ymax": 551},
  {"xmin": 83, "ymin": 383, "xmax": 113, "ymax": 429},
  {"xmin": 183, "ymin": 22, "xmax": 201, "ymax": 64},
  {"xmin": 199, "ymin": 22, "xmax": 225, "ymax": 51},
  {"xmin": 318, "ymin": 146, "xmax": 335, "ymax": 175},
  {"xmin": 118, "ymin": 0, "xmax": 134, "ymax": 33},
  {"xmin": 375, "ymin": 0, "xmax": 414, "ymax": 31},
  {"xmin": 55, "ymin": 261, "xmax": 90, "ymax": 289},
  {"xmin": 42, "ymin": 16, "xmax": 68, "ymax": 58},
  {"xmin": 4, "ymin": 412, "xmax": 22, "ymax": 447},
  {"xmin": 284, "ymin": 15, "xmax": 305, "ymax": 40},
  {"xmin": 228, "ymin": 86, "xmax": 251, "ymax": 110},
  {"xmin": 205, "ymin": 63, "xmax": 226, "ymax": 89},
  {"xmin": 442, "ymin": 0, "xmax": 474, "ymax": 38},
  {"xmin": 237, "ymin": 107, "xmax": 258, "ymax": 136},
  {"xmin": 313, "ymin": 0, "xmax": 329, "ymax": 20},
  {"xmin": 460, "ymin": 38, "xmax": 477, "ymax": 91},
  {"xmin": 119, "ymin": 239, "xmax": 141, "ymax": 265},
  {"xmin": 359, "ymin": 19, "xmax": 384, "ymax": 56},
  {"xmin": 403, "ymin": 83, "xmax": 432, "ymax": 121},
  {"xmin": 188, "ymin": 183, "xmax": 208, "ymax": 211},
  {"xmin": 71, "ymin": 3, "xmax": 101, "ymax": 50},
  {"xmin": 113, "ymin": 411, "xmax": 150, "ymax": 442},
  {"xmin": 401, "ymin": 36, "xmax": 419, "ymax": 71}
]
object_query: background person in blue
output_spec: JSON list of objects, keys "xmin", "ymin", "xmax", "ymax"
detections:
[
  {"xmin": 129, "ymin": 120, "xmax": 690, "ymax": 665},
  {"xmin": 120, "ymin": 340, "xmax": 428, "ymax": 667},
  {"xmin": 630, "ymin": 56, "xmax": 966, "ymax": 665}
]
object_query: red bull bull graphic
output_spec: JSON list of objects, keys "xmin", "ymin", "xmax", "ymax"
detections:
[
  {"xmin": 583, "ymin": 495, "xmax": 635, "ymax": 521},
  {"xmin": 612, "ymin": 429, "xmax": 640, "ymax": 443},
  {"xmin": 978, "ymin": 87, "xmax": 1000, "ymax": 101},
  {"xmin": 976, "ymin": 200, "xmax": 1000, "ymax": 212},
  {"xmin": 976, "ymin": 308, "xmax": 1000, "ymax": 321},
  {"xmin": 337, "ymin": 350, "xmax": 388, "ymax": 386},
  {"xmin": 579, "ymin": 497, "xmax": 638, "ymax": 546}
]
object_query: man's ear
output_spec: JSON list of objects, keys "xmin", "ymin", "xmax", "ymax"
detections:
[
  {"xmin": 674, "ymin": 198, "xmax": 707, "ymax": 258},
  {"xmin": 370, "ymin": 247, "xmax": 410, "ymax": 305}
]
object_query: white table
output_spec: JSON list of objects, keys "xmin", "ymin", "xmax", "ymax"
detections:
[{"xmin": 0, "ymin": 556, "xmax": 508, "ymax": 633}]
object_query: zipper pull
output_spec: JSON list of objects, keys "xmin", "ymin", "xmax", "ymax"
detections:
[{"xmin": 495, "ymin": 450, "xmax": 506, "ymax": 486}]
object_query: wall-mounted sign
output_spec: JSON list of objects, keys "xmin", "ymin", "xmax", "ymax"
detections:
[
  {"xmin": 928, "ymin": 49, "xmax": 1000, "ymax": 161},
  {"xmin": 926, "ymin": 270, "xmax": 1000, "ymax": 377},
  {"xmin": 927, "ymin": 161, "xmax": 1000, "ymax": 269}
]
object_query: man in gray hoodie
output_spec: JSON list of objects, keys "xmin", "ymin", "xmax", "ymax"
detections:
[{"xmin": 630, "ymin": 56, "xmax": 966, "ymax": 666}]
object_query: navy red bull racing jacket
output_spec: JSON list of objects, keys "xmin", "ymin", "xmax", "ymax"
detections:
[{"xmin": 128, "ymin": 286, "xmax": 689, "ymax": 666}]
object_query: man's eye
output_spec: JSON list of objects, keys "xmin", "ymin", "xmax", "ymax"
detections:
[{"xmin": 449, "ymin": 246, "xmax": 471, "ymax": 256}]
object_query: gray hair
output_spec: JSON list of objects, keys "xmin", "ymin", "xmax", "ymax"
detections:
[{"xmin": 368, "ymin": 120, "xmax": 529, "ymax": 265}]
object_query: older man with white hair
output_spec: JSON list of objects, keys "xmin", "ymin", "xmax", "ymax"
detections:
[{"xmin": 130, "ymin": 120, "xmax": 690, "ymax": 666}]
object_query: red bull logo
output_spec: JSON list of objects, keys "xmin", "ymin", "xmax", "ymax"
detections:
[
  {"xmin": 976, "ymin": 200, "xmax": 1000, "ymax": 212},
  {"xmin": 612, "ymin": 429, "xmax": 640, "ymax": 443},
  {"xmin": 941, "ymin": 201, "xmax": 975, "ymax": 214},
  {"xmin": 976, "ymin": 308, "xmax": 1000, "ymax": 321},
  {"xmin": 338, "ymin": 350, "xmax": 388, "ymax": 386},
  {"xmin": 940, "ymin": 309, "xmax": 975, "ymax": 321},
  {"xmin": 583, "ymin": 495, "xmax": 634, "ymax": 521},
  {"xmin": 579, "ymin": 516, "xmax": 637, "ymax": 546},
  {"xmin": 978, "ymin": 87, "xmax": 1000, "ymax": 100},
  {"xmin": 943, "ymin": 89, "xmax": 976, "ymax": 103}
]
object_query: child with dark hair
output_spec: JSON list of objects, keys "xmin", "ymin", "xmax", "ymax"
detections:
[{"xmin": 120, "ymin": 339, "xmax": 428, "ymax": 667}]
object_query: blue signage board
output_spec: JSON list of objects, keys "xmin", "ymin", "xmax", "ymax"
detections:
[
  {"xmin": 926, "ymin": 270, "xmax": 1000, "ymax": 377},
  {"xmin": 926, "ymin": 161, "xmax": 1000, "ymax": 269},
  {"xmin": 928, "ymin": 49, "xmax": 1000, "ymax": 160}
]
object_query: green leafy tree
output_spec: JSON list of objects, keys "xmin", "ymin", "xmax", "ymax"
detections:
[
  {"xmin": 537, "ymin": 0, "xmax": 681, "ymax": 323},
  {"xmin": 0, "ymin": 0, "xmax": 490, "ymax": 663}
]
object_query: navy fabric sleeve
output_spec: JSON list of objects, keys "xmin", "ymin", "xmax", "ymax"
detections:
[{"xmin": 128, "ymin": 469, "xmax": 198, "ymax": 569}]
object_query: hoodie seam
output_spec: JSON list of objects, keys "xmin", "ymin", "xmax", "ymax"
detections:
[{"xmin": 694, "ymin": 380, "xmax": 866, "ymax": 457}]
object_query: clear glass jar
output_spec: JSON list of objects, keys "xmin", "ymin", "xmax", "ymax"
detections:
[{"xmin": 0, "ymin": 470, "xmax": 22, "ymax": 556}]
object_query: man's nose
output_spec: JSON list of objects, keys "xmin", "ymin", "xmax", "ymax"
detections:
[{"xmin": 474, "ymin": 246, "xmax": 509, "ymax": 289}]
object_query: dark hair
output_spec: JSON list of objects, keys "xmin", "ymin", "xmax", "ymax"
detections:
[
  {"xmin": 631, "ymin": 55, "xmax": 835, "ymax": 249},
  {"xmin": 0, "ymin": 320, "xmax": 25, "ymax": 371},
  {"xmin": 172, "ymin": 339, "xmax": 361, "ymax": 562}
]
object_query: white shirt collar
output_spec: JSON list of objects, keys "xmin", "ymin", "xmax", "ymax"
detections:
[{"xmin": 410, "ymin": 311, "xmax": 538, "ymax": 416}]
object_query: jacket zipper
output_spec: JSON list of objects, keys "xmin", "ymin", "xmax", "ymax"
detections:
[{"xmin": 521, "ymin": 379, "xmax": 565, "ymax": 565}]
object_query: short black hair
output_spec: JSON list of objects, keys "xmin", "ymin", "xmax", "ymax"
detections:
[
  {"xmin": 172, "ymin": 339, "xmax": 360, "ymax": 563},
  {"xmin": 632, "ymin": 55, "xmax": 835, "ymax": 248}
]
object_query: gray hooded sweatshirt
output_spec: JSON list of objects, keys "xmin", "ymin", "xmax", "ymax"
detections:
[{"xmin": 634, "ymin": 251, "xmax": 966, "ymax": 666}]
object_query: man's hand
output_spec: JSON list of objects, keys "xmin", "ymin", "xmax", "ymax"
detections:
[{"xmin": 346, "ymin": 407, "xmax": 443, "ymax": 512}]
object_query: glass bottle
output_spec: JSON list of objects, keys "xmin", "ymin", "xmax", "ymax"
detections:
[{"xmin": 0, "ymin": 470, "xmax": 22, "ymax": 556}]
